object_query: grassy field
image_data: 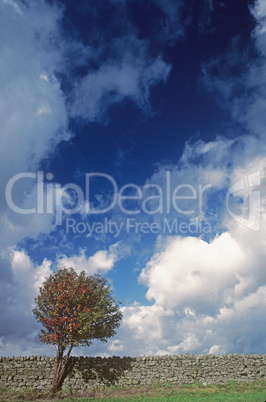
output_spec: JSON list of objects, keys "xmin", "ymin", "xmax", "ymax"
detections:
[{"xmin": 0, "ymin": 380, "xmax": 265, "ymax": 401}]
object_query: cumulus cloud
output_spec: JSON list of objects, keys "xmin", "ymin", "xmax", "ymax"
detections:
[
  {"xmin": 110, "ymin": 303, "xmax": 175, "ymax": 356},
  {"xmin": 107, "ymin": 339, "xmax": 124, "ymax": 354},
  {"xmin": 0, "ymin": 249, "xmax": 53, "ymax": 356},
  {"xmin": 57, "ymin": 243, "xmax": 119, "ymax": 275},
  {"xmin": 107, "ymin": 218, "xmax": 266, "ymax": 356},
  {"xmin": 104, "ymin": 123, "xmax": 266, "ymax": 357},
  {"xmin": 139, "ymin": 233, "xmax": 247, "ymax": 312}
]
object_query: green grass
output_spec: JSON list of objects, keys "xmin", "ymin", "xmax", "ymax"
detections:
[{"xmin": 0, "ymin": 380, "xmax": 265, "ymax": 401}]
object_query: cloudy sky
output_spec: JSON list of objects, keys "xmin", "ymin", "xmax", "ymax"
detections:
[{"xmin": 1, "ymin": 0, "xmax": 266, "ymax": 357}]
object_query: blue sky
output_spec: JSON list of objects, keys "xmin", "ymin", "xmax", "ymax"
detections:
[{"xmin": 1, "ymin": 0, "xmax": 266, "ymax": 357}]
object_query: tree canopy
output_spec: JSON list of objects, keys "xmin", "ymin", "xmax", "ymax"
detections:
[{"xmin": 32, "ymin": 267, "xmax": 122, "ymax": 392}]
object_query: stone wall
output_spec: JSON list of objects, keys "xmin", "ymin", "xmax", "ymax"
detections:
[{"xmin": 0, "ymin": 354, "xmax": 266, "ymax": 391}]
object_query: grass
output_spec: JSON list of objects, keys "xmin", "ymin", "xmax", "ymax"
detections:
[{"xmin": 0, "ymin": 380, "xmax": 265, "ymax": 401}]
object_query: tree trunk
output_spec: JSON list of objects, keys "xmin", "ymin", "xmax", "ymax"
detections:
[{"xmin": 49, "ymin": 345, "xmax": 73, "ymax": 394}]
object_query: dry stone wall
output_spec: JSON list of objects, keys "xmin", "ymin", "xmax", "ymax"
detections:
[{"xmin": 0, "ymin": 354, "xmax": 266, "ymax": 391}]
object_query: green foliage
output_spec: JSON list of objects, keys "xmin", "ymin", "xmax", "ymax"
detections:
[{"xmin": 32, "ymin": 267, "xmax": 122, "ymax": 350}]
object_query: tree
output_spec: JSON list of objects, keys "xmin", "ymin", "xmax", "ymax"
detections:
[{"xmin": 32, "ymin": 267, "xmax": 122, "ymax": 393}]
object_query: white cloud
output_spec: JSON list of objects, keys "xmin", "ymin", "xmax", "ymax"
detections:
[
  {"xmin": 10, "ymin": 249, "xmax": 53, "ymax": 301},
  {"xmin": 202, "ymin": 1, "xmax": 266, "ymax": 142},
  {"xmin": 0, "ymin": 0, "xmax": 69, "ymax": 178},
  {"xmin": 113, "ymin": 135, "xmax": 266, "ymax": 356},
  {"xmin": 0, "ymin": 0, "xmax": 173, "ymax": 252},
  {"xmin": 167, "ymin": 333, "xmax": 201, "ymax": 354},
  {"xmin": 70, "ymin": 54, "xmax": 171, "ymax": 121},
  {"xmin": 109, "ymin": 247, "xmax": 266, "ymax": 356},
  {"xmin": 0, "ymin": 0, "xmax": 70, "ymax": 250},
  {"xmin": 0, "ymin": 248, "xmax": 54, "ymax": 356},
  {"xmin": 57, "ymin": 244, "xmax": 119, "ymax": 275},
  {"xmin": 139, "ymin": 232, "xmax": 247, "ymax": 313},
  {"xmin": 252, "ymin": 0, "xmax": 266, "ymax": 51},
  {"xmin": 107, "ymin": 339, "xmax": 124, "ymax": 354},
  {"xmin": 122, "ymin": 303, "xmax": 174, "ymax": 342},
  {"xmin": 0, "ymin": 0, "xmax": 173, "ymax": 251},
  {"xmin": 109, "ymin": 150, "xmax": 266, "ymax": 356}
]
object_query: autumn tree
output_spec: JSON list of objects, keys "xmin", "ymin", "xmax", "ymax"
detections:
[{"xmin": 32, "ymin": 267, "xmax": 122, "ymax": 393}]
